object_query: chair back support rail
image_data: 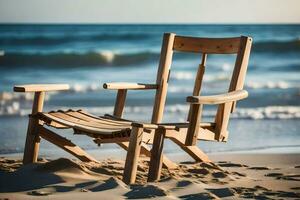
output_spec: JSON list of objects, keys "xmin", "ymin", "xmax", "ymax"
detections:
[{"xmin": 172, "ymin": 35, "xmax": 252, "ymax": 145}]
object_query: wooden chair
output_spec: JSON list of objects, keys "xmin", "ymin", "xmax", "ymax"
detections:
[
  {"xmin": 147, "ymin": 34, "xmax": 253, "ymax": 181},
  {"xmin": 14, "ymin": 33, "xmax": 177, "ymax": 184}
]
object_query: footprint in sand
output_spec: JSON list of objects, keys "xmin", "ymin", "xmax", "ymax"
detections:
[
  {"xmin": 206, "ymin": 188, "xmax": 236, "ymax": 198},
  {"xmin": 180, "ymin": 192, "xmax": 219, "ymax": 200},
  {"xmin": 277, "ymin": 174, "xmax": 300, "ymax": 181},
  {"xmin": 265, "ymin": 172, "xmax": 283, "ymax": 177},
  {"xmin": 187, "ymin": 168, "xmax": 210, "ymax": 175},
  {"xmin": 217, "ymin": 162, "xmax": 248, "ymax": 168},
  {"xmin": 231, "ymin": 171, "xmax": 246, "ymax": 177},
  {"xmin": 248, "ymin": 166, "xmax": 270, "ymax": 170},
  {"xmin": 212, "ymin": 172, "xmax": 228, "ymax": 179},
  {"xmin": 176, "ymin": 180, "xmax": 193, "ymax": 187},
  {"xmin": 124, "ymin": 185, "xmax": 168, "ymax": 199},
  {"xmin": 291, "ymin": 187, "xmax": 300, "ymax": 190}
]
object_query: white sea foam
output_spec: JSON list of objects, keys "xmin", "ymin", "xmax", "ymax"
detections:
[
  {"xmin": 172, "ymin": 71, "xmax": 230, "ymax": 82},
  {"xmin": 99, "ymin": 50, "xmax": 115, "ymax": 63},
  {"xmin": 245, "ymin": 81, "xmax": 297, "ymax": 89},
  {"xmin": 234, "ymin": 106, "xmax": 300, "ymax": 120},
  {"xmin": 221, "ymin": 63, "xmax": 231, "ymax": 71},
  {"xmin": 171, "ymin": 71, "xmax": 194, "ymax": 80}
]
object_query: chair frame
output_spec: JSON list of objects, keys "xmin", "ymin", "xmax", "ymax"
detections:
[
  {"xmin": 14, "ymin": 33, "xmax": 252, "ymax": 184},
  {"xmin": 14, "ymin": 33, "xmax": 177, "ymax": 184}
]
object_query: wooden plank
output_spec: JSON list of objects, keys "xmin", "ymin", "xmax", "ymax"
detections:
[
  {"xmin": 173, "ymin": 36, "xmax": 241, "ymax": 54},
  {"xmin": 148, "ymin": 128, "xmax": 165, "ymax": 182},
  {"xmin": 187, "ymin": 90, "xmax": 248, "ymax": 105},
  {"xmin": 77, "ymin": 110, "xmax": 132, "ymax": 125},
  {"xmin": 229, "ymin": 36, "xmax": 252, "ymax": 112},
  {"xmin": 187, "ymin": 53, "xmax": 206, "ymax": 121},
  {"xmin": 185, "ymin": 104, "xmax": 203, "ymax": 146},
  {"xmin": 65, "ymin": 111, "xmax": 129, "ymax": 127},
  {"xmin": 103, "ymin": 82, "xmax": 158, "ymax": 90},
  {"xmin": 39, "ymin": 126, "xmax": 98, "ymax": 163},
  {"xmin": 113, "ymin": 89, "xmax": 127, "ymax": 117},
  {"xmin": 40, "ymin": 113, "xmax": 123, "ymax": 135},
  {"xmin": 151, "ymin": 33, "xmax": 175, "ymax": 123},
  {"xmin": 123, "ymin": 127, "xmax": 143, "ymax": 184},
  {"xmin": 23, "ymin": 91, "xmax": 44, "ymax": 164},
  {"xmin": 49, "ymin": 112, "xmax": 128, "ymax": 131},
  {"xmin": 214, "ymin": 102, "xmax": 232, "ymax": 141},
  {"xmin": 14, "ymin": 84, "xmax": 69, "ymax": 92}
]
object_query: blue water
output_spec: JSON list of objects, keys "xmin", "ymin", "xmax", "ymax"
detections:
[{"xmin": 0, "ymin": 24, "xmax": 299, "ymax": 156}]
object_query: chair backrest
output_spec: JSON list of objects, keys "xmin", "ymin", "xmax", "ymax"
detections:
[
  {"xmin": 151, "ymin": 33, "xmax": 252, "ymax": 142},
  {"xmin": 151, "ymin": 33, "xmax": 175, "ymax": 124}
]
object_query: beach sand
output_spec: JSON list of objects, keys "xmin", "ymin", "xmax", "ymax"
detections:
[{"xmin": 0, "ymin": 153, "xmax": 299, "ymax": 199}]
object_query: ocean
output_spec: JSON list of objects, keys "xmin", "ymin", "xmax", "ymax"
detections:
[{"xmin": 0, "ymin": 24, "xmax": 299, "ymax": 157}]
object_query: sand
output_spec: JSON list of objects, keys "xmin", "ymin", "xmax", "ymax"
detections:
[{"xmin": 0, "ymin": 153, "xmax": 300, "ymax": 199}]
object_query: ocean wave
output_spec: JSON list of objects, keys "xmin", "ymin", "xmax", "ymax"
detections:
[
  {"xmin": 245, "ymin": 81, "xmax": 299, "ymax": 89},
  {"xmin": 0, "ymin": 33, "xmax": 153, "ymax": 46},
  {"xmin": 0, "ymin": 51, "xmax": 159, "ymax": 67},
  {"xmin": 253, "ymin": 39, "xmax": 300, "ymax": 53}
]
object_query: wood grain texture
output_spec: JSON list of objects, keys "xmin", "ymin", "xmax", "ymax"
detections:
[
  {"xmin": 23, "ymin": 91, "xmax": 45, "ymax": 164},
  {"xmin": 103, "ymin": 82, "xmax": 158, "ymax": 90},
  {"xmin": 186, "ymin": 90, "xmax": 248, "ymax": 105},
  {"xmin": 14, "ymin": 84, "xmax": 69, "ymax": 92},
  {"xmin": 173, "ymin": 36, "xmax": 241, "ymax": 54},
  {"xmin": 151, "ymin": 33, "xmax": 175, "ymax": 123},
  {"xmin": 123, "ymin": 126, "xmax": 143, "ymax": 184}
]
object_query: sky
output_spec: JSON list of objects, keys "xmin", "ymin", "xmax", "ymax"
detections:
[{"xmin": 0, "ymin": 0, "xmax": 299, "ymax": 24}]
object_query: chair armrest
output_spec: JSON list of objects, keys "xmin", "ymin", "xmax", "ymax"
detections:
[
  {"xmin": 187, "ymin": 90, "xmax": 248, "ymax": 105},
  {"xmin": 14, "ymin": 84, "xmax": 70, "ymax": 92},
  {"xmin": 103, "ymin": 82, "xmax": 158, "ymax": 90}
]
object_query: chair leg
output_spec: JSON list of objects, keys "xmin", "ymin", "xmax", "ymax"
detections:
[
  {"xmin": 123, "ymin": 126, "xmax": 143, "ymax": 184},
  {"xmin": 118, "ymin": 142, "xmax": 177, "ymax": 170},
  {"xmin": 148, "ymin": 128, "xmax": 165, "ymax": 182},
  {"xmin": 23, "ymin": 91, "xmax": 45, "ymax": 165},
  {"xmin": 23, "ymin": 119, "xmax": 41, "ymax": 164}
]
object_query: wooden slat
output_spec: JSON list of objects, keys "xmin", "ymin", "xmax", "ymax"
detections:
[
  {"xmin": 151, "ymin": 33, "xmax": 175, "ymax": 123},
  {"xmin": 60, "ymin": 110, "xmax": 131, "ymax": 129},
  {"xmin": 173, "ymin": 36, "xmax": 241, "ymax": 54},
  {"xmin": 49, "ymin": 112, "xmax": 129, "ymax": 131},
  {"xmin": 66, "ymin": 110, "xmax": 130, "ymax": 127},
  {"xmin": 14, "ymin": 84, "xmax": 70, "ymax": 92},
  {"xmin": 40, "ymin": 113, "xmax": 124, "ymax": 135}
]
